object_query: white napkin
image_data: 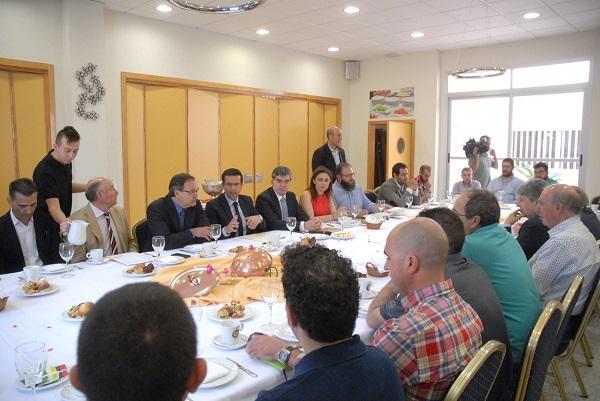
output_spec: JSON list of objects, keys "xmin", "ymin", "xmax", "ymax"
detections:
[
  {"xmin": 204, "ymin": 362, "xmax": 230, "ymax": 383},
  {"xmin": 113, "ymin": 252, "xmax": 153, "ymax": 266}
]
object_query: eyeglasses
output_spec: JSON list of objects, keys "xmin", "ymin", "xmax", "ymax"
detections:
[
  {"xmin": 179, "ymin": 189, "xmax": 199, "ymax": 195},
  {"xmin": 340, "ymin": 172, "xmax": 355, "ymax": 178}
]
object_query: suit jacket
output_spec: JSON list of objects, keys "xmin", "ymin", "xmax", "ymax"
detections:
[
  {"xmin": 581, "ymin": 207, "xmax": 600, "ymax": 240},
  {"xmin": 311, "ymin": 143, "xmax": 346, "ymax": 174},
  {"xmin": 147, "ymin": 196, "xmax": 209, "ymax": 250},
  {"xmin": 376, "ymin": 178, "xmax": 421, "ymax": 207},
  {"xmin": 70, "ymin": 204, "xmax": 138, "ymax": 262},
  {"xmin": 205, "ymin": 193, "xmax": 265, "ymax": 237},
  {"xmin": 0, "ymin": 210, "xmax": 61, "ymax": 274},
  {"xmin": 255, "ymin": 188, "xmax": 309, "ymax": 231},
  {"xmin": 516, "ymin": 214, "xmax": 549, "ymax": 260}
]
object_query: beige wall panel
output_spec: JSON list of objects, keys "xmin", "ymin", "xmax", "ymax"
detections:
[
  {"xmin": 279, "ymin": 100, "xmax": 308, "ymax": 196},
  {"xmin": 323, "ymin": 104, "xmax": 338, "ymax": 134},
  {"xmin": 124, "ymin": 83, "xmax": 146, "ymax": 225},
  {"xmin": 188, "ymin": 89, "xmax": 219, "ymax": 200},
  {"xmin": 145, "ymin": 85, "xmax": 187, "ymax": 206},
  {"xmin": 308, "ymin": 102, "xmax": 324, "ymax": 177},
  {"xmin": 0, "ymin": 71, "xmax": 15, "ymax": 214},
  {"xmin": 219, "ymin": 94, "xmax": 254, "ymax": 198},
  {"xmin": 255, "ymin": 97, "xmax": 278, "ymax": 197},
  {"xmin": 13, "ymin": 72, "xmax": 47, "ymax": 179},
  {"xmin": 387, "ymin": 121, "xmax": 414, "ymax": 177}
]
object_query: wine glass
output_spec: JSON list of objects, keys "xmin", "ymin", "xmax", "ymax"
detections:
[
  {"xmin": 405, "ymin": 195, "xmax": 414, "ymax": 209},
  {"xmin": 260, "ymin": 278, "xmax": 280, "ymax": 333},
  {"xmin": 377, "ymin": 200, "xmax": 386, "ymax": 213},
  {"xmin": 286, "ymin": 217, "xmax": 297, "ymax": 241},
  {"xmin": 59, "ymin": 242, "xmax": 75, "ymax": 278},
  {"xmin": 351, "ymin": 204, "xmax": 360, "ymax": 220},
  {"xmin": 15, "ymin": 341, "xmax": 47, "ymax": 399},
  {"xmin": 428, "ymin": 192, "xmax": 435, "ymax": 204},
  {"xmin": 338, "ymin": 209, "xmax": 348, "ymax": 227},
  {"xmin": 495, "ymin": 190, "xmax": 505, "ymax": 205},
  {"xmin": 189, "ymin": 303, "xmax": 205, "ymax": 356},
  {"xmin": 152, "ymin": 236, "xmax": 165, "ymax": 260},
  {"xmin": 210, "ymin": 224, "xmax": 222, "ymax": 249}
]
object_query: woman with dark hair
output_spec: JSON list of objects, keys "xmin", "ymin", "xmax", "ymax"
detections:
[{"xmin": 299, "ymin": 167, "xmax": 342, "ymax": 222}]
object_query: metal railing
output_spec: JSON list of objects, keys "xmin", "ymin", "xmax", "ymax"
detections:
[{"xmin": 512, "ymin": 129, "xmax": 581, "ymax": 169}]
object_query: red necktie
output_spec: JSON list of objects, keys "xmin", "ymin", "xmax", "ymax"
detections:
[{"xmin": 104, "ymin": 212, "xmax": 118, "ymax": 255}]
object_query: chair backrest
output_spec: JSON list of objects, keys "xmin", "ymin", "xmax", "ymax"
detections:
[
  {"xmin": 444, "ymin": 340, "xmax": 507, "ymax": 401},
  {"xmin": 555, "ymin": 275, "xmax": 584, "ymax": 353},
  {"xmin": 132, "ymin": 218, "xmax": 149, "ymax": 252},
  {"xmin": 514, "ymin": 300, "xmax": 562, "ymax": 401},
  {"xmin": 568, "ymin": 268, "xmax": 600, "ymax": 350}
]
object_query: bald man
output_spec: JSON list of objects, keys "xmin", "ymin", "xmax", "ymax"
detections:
[
  {"xmin": 311, "ymin": 126, "xmax": 346, "ymax": 173},
  {"xmin": 368, "ymin": 218, "xmax": 483, "ymax": 401}
]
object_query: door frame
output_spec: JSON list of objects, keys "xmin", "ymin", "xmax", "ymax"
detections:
[{"xmin": 367, "ymin": 120, "xmax": 415, "ymax": 189}]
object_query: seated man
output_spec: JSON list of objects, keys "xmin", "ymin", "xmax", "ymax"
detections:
[
  {"xmin": 147, "ymin": 173, "xmax": 211, "ymax": 250},
  {"xmin": 70, "ymin": 282, "xmax": 207, "ymax": 401},
  {"xmin": 377, "ymin": 163, "xmax": 421, "ymax": 208},
  {"xmin": 333, "ymin": 162, "xmax": 384, "ymax": 215},
  {"xmin": 530, "ymin": 185, "xmax": 600, "ymax": 315},
  {"xmin": 573, "ymin": 186, "xmax": 600, "ymax": 240},
  {"xmin": 414, "ymin": 165, "xmax": 432, "ymax": 204},
  {"xmin": 533, "ymin": 162, "xmax": 558, "ymax": 184},
  {"xmin": 368, "ymin": 218, "xmax": 482, "ymax": 401},
  {"xmin": 256, "ymin": 166, "xmax": 321, "ymax": 232},
  {"xmin": 488, "ymin": 158, "xmax": 524, "ymax": 204},
  {"xmin": 455, "ymin": 190, "xmax": 541, "ymax": 363},
  {"xmin": 451, "ymin": 167, "xmax": 481, "ymax": 196},
  {"xmin": 0, "ymin": 178, "xmax": 60, "ymax": 274},
  {"xmin": 69, "ymin": 178, "xmax": 137, "ymax": 262},
  {"xmin": 246, "ymin": 244, "xmax": 405, "ymax": 401},
  {"xmin": 205, "ymin": 168, "xmax": 265, "ymax": 238}
]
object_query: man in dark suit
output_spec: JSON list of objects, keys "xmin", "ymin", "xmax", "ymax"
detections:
[
  {"xmin": 146, "ymin": 173, "xmax": 212, "ymax": 250},
  {"xmin": 311, "ymin": 126, "xmax": 346, "ymax": 173},
  {"xmin": 205, "ymin": 168, "xmax": 265, "ymax": 237},
  {"xmin": 256, "ymin": 166, "xmax": 322, "ymax": 232},
  {"xmin": 0, "ymin": 178, "xmax": 61, "ymax": 274}
]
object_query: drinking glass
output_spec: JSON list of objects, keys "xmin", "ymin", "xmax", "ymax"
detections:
[
  {"xmin": 189, "ymin": 303, "xmax": 205, "ymax": 356},
  {"xmin": 351, "ymin": 204, "xmax": 360, "ymax": 220},
  {"xmin": 59, "ymin": 242, "xmax": 75, "ymax": 278},
  {"xmin": 210, "ymin": 224, "xmax": 222, "ymax": 248},
  {"xmin": 405, "ymin": 195, "xmax": 414, "ymax": 209},
  {"xmin": 152, "ymin": 236, "xmax": 165, "ymax": 259},
  {"xmin": 377, "ymin": 200, "xmax": 386, "ymax": 213},
  {"xmin": 286, "ymin": 217, "xmax": 297, "ymax": 241},
  {"xmin": 260, "ymin": 278, "xmax": 280, "ymax": 333},
  {"xmin": 428, "ymin": 192, "xmax": 435, "ymax": 203},
  {"xmin": 338, "ymin": 209, "xmax": 348, "ymax": 227},
  {"xmin": 15, "ymin": 341, "xmax": 47, "ymax": 400}
]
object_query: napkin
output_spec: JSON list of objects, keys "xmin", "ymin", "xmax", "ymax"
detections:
[{"xmin": 204, "ymin": 361, "xmax": 230, "ymax": 383}]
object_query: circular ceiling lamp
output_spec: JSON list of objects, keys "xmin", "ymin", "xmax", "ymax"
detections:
[
  {"xmin": 167, "ymin": 0, "xmax": 266, "ymax": 13},
  {"xmin": 452, "ymin": 66, "xmax": 506, "ymax": 79}
]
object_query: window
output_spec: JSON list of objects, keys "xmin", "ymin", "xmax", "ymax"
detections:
[{"xmin": 512, "ymin": 61, "xmax": 590, "ymax": 89}]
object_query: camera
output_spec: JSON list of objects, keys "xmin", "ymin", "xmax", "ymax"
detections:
[{"xmin": 463, "ymin": 138, "xmax": 490, "ymax": 158}]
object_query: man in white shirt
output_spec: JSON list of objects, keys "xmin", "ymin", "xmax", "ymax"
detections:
[
  {"xmin": 451, "ymin": 167, "xmax": 482, "ymax": 196},
  {"xmin": 0, "ymin": 178, "xmax": 60, "ymax": 274}
]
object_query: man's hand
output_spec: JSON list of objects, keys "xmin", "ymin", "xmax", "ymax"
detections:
[
  {"xmin": 224, "ymin": 217, "xmax": 239, "ymax": 235},
  {"xmin": 512, "ymin": 221, "xmax": 523, "ymax": 237},
  {"xmin": 504, "ymin": 209, "xmax": 522, "ymax": 226},
  {"xmin": 489, "ymin": 148, "xmax": 496, "ymax": 158},
  {"xmin": 407, "ymin": 179, "xmax": 418, "ymax": 191},
  {"xmin": 245, "ymin": 215, "xmax": 262, "ymax": 230},
  {"xmin": 304, "ymin": 218, "xmax": 322, "ymax": 231},
  {"xmin": 191, "ymin": 226, "xmax": 212, "ymax": 240},
  {"xmin": 59, "ymin": 220, "xmax": 70, "ymax": 236},
  {"xmin": 359, "ymin": 208, "xmax": 369, "ymax": 217},
  {"xmin": 246, "ymin": 334, "xmax": 287, "ymax": 360}
]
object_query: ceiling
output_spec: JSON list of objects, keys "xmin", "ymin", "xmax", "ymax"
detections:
[{"xmin": 95, "ymin": 0, "xmax": 600, "ymax": 60}]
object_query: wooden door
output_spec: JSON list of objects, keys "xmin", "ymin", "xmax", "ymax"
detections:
[
  {"xmin": 124, "ymin": 83, "xmax": 146, "ymax": 225},
  {"xmin": 387, "ymin": 120, "xmax": 415, "ymax": 177},
  {"xmin": 279, "ymin": 100, "xmax": 308, "ymax": 196},
  {"xmin": 255, "ymin": 97, "xmax": 278, "ymax": 197},
  {"xmin": 308, "ymin": 102, "xmax": 325, "ymax": 177}
]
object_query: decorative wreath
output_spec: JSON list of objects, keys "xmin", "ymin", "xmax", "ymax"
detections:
[{"xmin": 75, "ymin": 63, "xmax": 106, "ymax": 120}]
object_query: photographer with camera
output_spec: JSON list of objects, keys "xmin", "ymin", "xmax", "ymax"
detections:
[{"xmin": 465, "ymin": 135, "xmax": 498, "ymax": 189}]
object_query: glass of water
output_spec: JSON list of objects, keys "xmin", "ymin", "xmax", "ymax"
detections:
[
  {"xmin": 286, "ymin": 217, "xmax": 297, "ymax": 241},
  {"xmin": 377, "ymin": 200, "xmax": 386, "ymax": 213},
  {"xmin": 210, "ymin": 224, "xmax": 222, "ymax": 248},
  {"xmin": 152, "ymin": 236, "xmax": 165, "ymax": 260},
  {"xmin": 260, "ymin": 278, "xmax": 280, "ymax": 333},
  {"xmin": 15, "ymin": 341, "xmax": 47, "ymax": 399},
  {"xmin": 405, "ymin": 195, "xmax": 414, "ymax": 209},
  {"xmin": 59, "ymin": 242, "xmax": 75, "ymax": 278}
]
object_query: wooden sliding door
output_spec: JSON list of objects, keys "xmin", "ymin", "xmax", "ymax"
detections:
[
  {"xmin": 279, "ymin": 100, "xmax": 308, "ymax": 196},
  {"xmin": 254, "ymin": 97, "xmax": 278, "ymax": 196}
]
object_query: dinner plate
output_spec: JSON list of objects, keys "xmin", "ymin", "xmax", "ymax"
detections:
[
  {"xmin": 198, "ymin": 358, "xmax": 238, "ymax": 389},
  {"xmin": 122, "ymin": 267, "xmax": 157, "ymax": 278},
  {"xmin": 197, "ymin": 249, "xmax": 224, "ymax": 258},
  {"xmin": 207, "ymin": 305, "xmax": 255, "ymax": 322},
  {"xmin": 330, "ymin": 231, "xmax": 354, "ymax": 240},
  {"xmin": 61, "ymin": 310, "xmax": 84, "ymax": 322},
  {"xmin": 212, "ymin": 334, "xmax": 248, "ymax": 350},
  {"xmin": 42, "ymin": 263, "xmax": 67, "ymax": 274},
  {"xmin": 275, "ymin": 326, "xmax": 299, "ymax": 343},
  {"xmin": 15, "ymin": 374, "xmax": 69, "ymax": 391},
  {"xmin": 20, "ymin": 284, "xmax": 59, "ymax": 297},
  {"xmin": 183, "ymin": 244, "xmax": 205, "ymax": 252},
  {"xmin": 259, "ymin": 243, "xmax": 284, "ymax": 252},
  {"xmin": 360, "ymin": 289, "xmax": 378, "ymax": 300},
  {"xmin": 60, "ymin": 384, "xmax": 87, "ymax": 401},
  {"xmin": 157, "ymin": 255, "xmax": 185, "ymax": 265},
  {"xmin": 86, "ymin": 259, "xmax": 106, "ymax": 265}
]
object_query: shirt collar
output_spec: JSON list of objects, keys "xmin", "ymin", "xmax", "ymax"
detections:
[
  {"xmin": 294, "ymin": 335, "xmax": 365, "ymax": 377},
  {"xmin": 400, "ymin": 279, "xmax": 454, "ymax": 311},
  {"xmin": 327, "ymin": 143, "xmax": 338, "ymax": 153},
  {"xmin": 548, "ymin": 215, "xmax": 580, "ymax": 237},
  {"xmin": 89, "ymin": 202, "xmax": 107, "ymax": 218},
  {"xmin": 10, "ymin": 209, "xmax": 33, "ymax": 227},
  {"xmin": 171, "ymin": 198, "xmax": 184, "ymax": 215},
  {"xmin": 225, "ymin": 194, "xmax": 239, "ymax": 205}
]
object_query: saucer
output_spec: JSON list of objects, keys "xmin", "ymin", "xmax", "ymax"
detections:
[
  {"xmin": 212, "ymin": 334, "xmax": 248, "ymax": 350},
  {"xmin": 61, "ymin": 384, "xmax": 87, "ymax": 401},
  {"xmin": 86, "ymin": 259, "xmax": 106, "ymax": 265},
  {"xmin": 275, "ymin": 326, "xmax": 299, "ymax": 342},
  {"xmin": 360, "ymin": 289, "xmax": 377, "ymax": 300}
]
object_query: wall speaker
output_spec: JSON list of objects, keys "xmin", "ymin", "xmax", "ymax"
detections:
[{"xmin": 345, "ymin": 60, "xmax": 360, "ymax": 80}]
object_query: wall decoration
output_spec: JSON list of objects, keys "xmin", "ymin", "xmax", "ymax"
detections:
[
  {"xmin": 75, "ymin": 63, "xmax": 105, "ymax": 120},
  {"xmin": 369, "ymin": 87, "xmax": 414, "ymax": 119}
]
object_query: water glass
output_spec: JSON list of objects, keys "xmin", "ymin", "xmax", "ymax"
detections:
[
  {"xmin": 338, "ymin": 209, "xmax": 348, "ymax": 227},
  {"xmin": 260, "ymin": 278, "xmax": 280, "ymax": 333},
  {"xmin": 59, "ymin": 242, "xmax": 75, "ymax": 278},
  {"xmin": 405, "ymin": 195, "xmax": 414, "ymax": 208},
  {"xmin": 15, "ymin": 341, "xmax": 47, "ymax": 399},
  {"xmin": 351, "ymin": 204, "xmax": 360, "ymax": 220},
  {"xmin": 377, "ymin": 200, "xmax": 386, "ymax": 213},
  {"xmin": 152, "ymin": 236, "xmax": 165, "ymax": 259},
  {"xmin": 189, "ymin": 303, "xmax": 205, "ymax": 356},
  {"xmin": 210, "ymin": 224, "xmax": 222, "ymax": 248},
  {"xmin": 286, "ymin": 217, "xmax": 297, "ymax": 241}
]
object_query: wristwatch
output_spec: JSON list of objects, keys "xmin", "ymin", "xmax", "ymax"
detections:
[{"xmin": 277, "ymin": 345, "xmax": 297, "ymax": 367}]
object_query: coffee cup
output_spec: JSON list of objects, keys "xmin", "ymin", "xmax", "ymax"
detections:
[
  {"xmin": 86, "ymin": 248, "xmax": 103, "ymax": 264},
  {"xmin": 220, "ymin": 320, "xmax": 244, "ymax": 345},
  {"xmin": 23, "ymin": 265, "xmax": 41, "ymax": 282},
  {"xmin": 202, "ymin": 243, "xmax": 216, "ymax": 256},
  {"xmin": 268, "ymin": 232, "xmax": 281, "ymax": 247},
  {"xmin": 358, "ymin": 278, "xmax": 373, "ymax": 297}
]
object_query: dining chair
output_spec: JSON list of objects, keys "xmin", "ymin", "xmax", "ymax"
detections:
[{"xmin": 132, "ymin": 218, "xmax": 150, "ymax": 252}]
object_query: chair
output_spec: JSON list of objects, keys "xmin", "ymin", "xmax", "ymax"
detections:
[
  {"xmin": 513, "ymin": 300, "xmax": 562, "ymax": 401},
  {"xmin": 444, "ymin": 340, "xmax": 507, "ymax": 401},
  {"xmin": 547, "ymin": 276, "xmax": 583, "ymax": 401},
  {"xmin": 550, "ymin": 268, "xmax": 600, "ymax": 399},
  {"xmin": 132, "ymin": 218, "xmax": 150, "ymax": 252}
]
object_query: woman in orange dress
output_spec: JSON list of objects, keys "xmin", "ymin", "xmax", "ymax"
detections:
[{"xmin": 299, "ymin": 166, "xmax": 342, "ymax": 222}]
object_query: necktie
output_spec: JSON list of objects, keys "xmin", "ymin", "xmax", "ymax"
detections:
[
  {"xmin": 279, "ymin": 197, "xmax": 288, "ymax": 220},
  {"xmin": 179, "ymin": 209, "xmax": 185, "ymax": 230},
  {"xmin": 104, "ymin": 212, "xmax": 118, "ymax": 256},
  {"xmin": 233, "ymin": 201, "xmax": 245, "ymax": 236}
]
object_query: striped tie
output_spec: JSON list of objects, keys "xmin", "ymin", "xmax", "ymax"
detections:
[{"xmin": 104, "ymin": 212, "xmax": 118, "ymax": 256}]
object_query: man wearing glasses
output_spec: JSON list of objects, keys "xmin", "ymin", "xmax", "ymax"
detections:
[
  {"xmin": 333, "ymin": 163, "xmax": 383, "ymax": 215},
  {"xmin": 147, "ymin": 173, "xmax": 212, "ymax": 250}
]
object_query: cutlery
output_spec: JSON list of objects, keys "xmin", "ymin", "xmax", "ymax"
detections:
[{"xmin": 226, "ymin": 358, "xmax": 258, "ymax": 378}]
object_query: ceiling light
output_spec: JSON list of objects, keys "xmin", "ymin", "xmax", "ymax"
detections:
[
  {"xmin": 344, "ymin": 6, "xmax": 360, "ymax": 14},
  {"xmin": 411, "ymin": 31, "xmax": 424, "ymax": 38},
  {"xmin": 156, "ymin": 4, "xmax": 172, "ymax": 12},
  {"xmin": 167, "ymin": 0, "xmax": 266, "ymax": 14},
  {"xmin": 256, "ymin": 28, "xmax": 270, "ymax": 35},
  {"xmin": 523, "ymin": 12, "xmax": 540, "ymax": 19},
  {"xmin": 328, "ymin": 47, "xmax": 340, "ymax": 52}
]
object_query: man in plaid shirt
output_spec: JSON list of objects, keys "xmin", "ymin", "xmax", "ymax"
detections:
[{"xmin": 368, "ymin": 218, "xmax": 483, "ymax": 401}]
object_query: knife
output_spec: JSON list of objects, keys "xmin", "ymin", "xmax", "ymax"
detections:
[{"xmin": 226, "ymin": 358, "xmax": 258, "ymax": 378}]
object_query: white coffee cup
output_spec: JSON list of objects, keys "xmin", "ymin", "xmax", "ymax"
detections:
[
  {"xmin": 220, "ymin": 320, "xmax": 244, "ymax": 345},
  {"xmin": 202, "ymin": 243, "xmax": 216, "ymax": 256},
  {"xmin": 268, "ymin": 232, "xmax": 281, "ymax": 247},
  {"xmin": 358, "ymin": 278, "xmax": 373, "ymax": 297},
  {"xmin": 86, "ymin": 248, "xmax": 103, "ymax": 264},
  {"xmin": 23, "ymin": 265, "xmax": 41, "ymax": 282}
]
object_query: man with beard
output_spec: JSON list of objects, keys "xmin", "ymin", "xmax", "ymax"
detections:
[
  {"xmin": 377, "ymin": 163, "xmax": 421, "ymax": 208},
  {"xmin": 468, "ymin": 135, "xmax": 498, "ymax": 189},
  {"xmin": 488, "ymin": 158, "xmax": 524, "ymax": 204},
  {"xmin": 533, "ymin": 162, "xmax": 558, "ymax": 184},
  {"xmin": 414, "ymin": 165, "xmax": 432, "ymax": 204},
  {"xmin": 332, "ymin": 162, "xmax": 383, "ymax": 216}
]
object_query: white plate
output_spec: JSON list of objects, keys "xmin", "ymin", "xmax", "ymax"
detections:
[
  {"xmin": 259, "ymin": 243, "xmax": 284, "ymax": 252},
  {"xmin": 360, "ymin": 289, "xmax": 377, "ymax": 300},
  {"xmin": 62, "ymin": 310, "xmax": 84, "ymax": 322},
  {"xmin": 42, "ymin": 263, "xmax": 67, "ymax": 274},
  {"xmin": 61, "ymin": 384, "xmax": 87, "ymax": 401},
  {"xmin": 428, "ymin": 202, "xmax": 441, "ymax": 207},
  {"xmin": 20, "ymin": 284, "xmax": 59, "ymax": 297},
  {"xmin": 86, "ymin": 259, "xmax": 106, "ymax": 265},
  {"xmin": 183, "ymin": 244, "xmax": 205, "ymax": 252},
  {"xmin": 212, "ymin": 334, "xmax": 248, "ymax": 350},
  {"xmin": 389, "ymin": 215, "xmax": 408, "ymax": 220},
  {"xmin": 330, "ymin": 231, "xmax": 354, "ymax": 240},
  {"xmin": 275, "ymin": 326, "xmax": 299, "ymax": 342},
  {"xmin": 122, "ymin": 267, "xmax": 157, "ymax": 278},
  {"xmin": 16, "ymin": 374, "xmax": 69, "ymax": 391},
  {"xmin": 408, "ymin": 205, "xmax": 422, "ymax": 209},
  {"xmin": 198, "ymin": 358, "xmax": 238, "ymax": 389},
  {"xmin": 207, "ymin": 305, "xmax": 255, "ymax": 322},
  {"xmin": 197, "ymin": 249, "xmax": 224, "ymax": 258},
  {"xmin": 157, "ymin": 255, "xmax": 185, "ymax": 265},
  {"xmin": 300, "ymin": 233, "xmax": 329, "ymax": 241}
]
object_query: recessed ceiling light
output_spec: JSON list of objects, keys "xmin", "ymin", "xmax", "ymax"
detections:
[
  {"xmin": 156, "ymin": 4, "xmax": 172, "ymax": 12},
  {"xmin": 523, "ymin": 12, "xmax": 540, "ymax": 19},
  {"xmin": 256, "ymin": 28, "xmax": 270, "ymax": 35},
  {"xmin": 411, "ymin": 31, "xmax": 425, "ymax": 38},
  {"xmin": 344, "ymin": 6, "xmax": 360, "ymax": 14},
  {"xmin": 328, "ymin": 47, "xmax": 340, "ymax": 52}
]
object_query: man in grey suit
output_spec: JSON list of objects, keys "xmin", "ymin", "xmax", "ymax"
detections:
[{"xmin": 377, "ymin": 163, "xmax": 421, "ymax": 207}]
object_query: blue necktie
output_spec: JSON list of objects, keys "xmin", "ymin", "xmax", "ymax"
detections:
[{"xmin": 179, "ymin": 209, "xmax": 185, "ymax": 230}]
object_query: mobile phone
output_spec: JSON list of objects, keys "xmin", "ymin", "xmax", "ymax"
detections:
[{"xmin": 171, "ymin": 252, "xmax": 191, "ymax": 259}]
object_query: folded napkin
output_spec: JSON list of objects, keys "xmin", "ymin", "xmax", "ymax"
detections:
[
  {"xmin": 204, "ymin": 361, "xmax": 230, "ymax": 383},
  {"xmin": 21, "ymin": 363, "xmax": 68, "ymax": 387}
]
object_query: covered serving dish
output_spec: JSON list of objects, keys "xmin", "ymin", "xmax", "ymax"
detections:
[
  {"xmin": 169, "ymin": 265, "xmax": 219, "ymax": 298},
  {"xmin": 230, "ymin": 245, "xmax": 278, "ymax": 278}
]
